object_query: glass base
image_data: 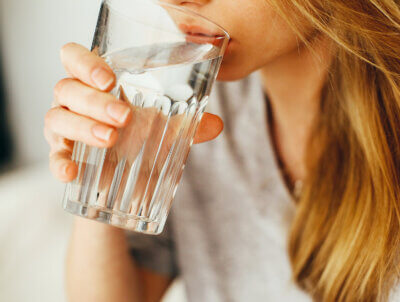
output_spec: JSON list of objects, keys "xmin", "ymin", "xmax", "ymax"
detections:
[{"xmin": 63, "ymin": 199, "xmax": 163, "ymax": 235}]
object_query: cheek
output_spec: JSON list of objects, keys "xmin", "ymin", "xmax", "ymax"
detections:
[{"xmin": 217, "ymin": 3, "xmax": 302, "ymax": 81}]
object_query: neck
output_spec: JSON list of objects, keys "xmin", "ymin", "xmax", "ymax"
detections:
[{"xmin": 260, "ymin": 37, "xmax": 333, "ymax": 182}]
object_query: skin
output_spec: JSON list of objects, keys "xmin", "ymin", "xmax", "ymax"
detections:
[{"xmin": 44, "ymin": 0, "xmax": 333, "ymax": 301}]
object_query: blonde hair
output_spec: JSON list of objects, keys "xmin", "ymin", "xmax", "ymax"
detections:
[{"xmin": 269, "ymin": 1, "xmax": 400, "ymax": 301}]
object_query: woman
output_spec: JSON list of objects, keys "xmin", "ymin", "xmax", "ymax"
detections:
[{"xmin": 44, "ymin": 0, "xmax": 400, "ymax": 301}]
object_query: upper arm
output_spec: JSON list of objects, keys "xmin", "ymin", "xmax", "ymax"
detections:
[
  {"xmin": 125, "ymin": 219, "xmax": 178, "ymax": 302},
  {"xmin": 138, "ymin": 268, "xmax": 174, "ymax": 302}
]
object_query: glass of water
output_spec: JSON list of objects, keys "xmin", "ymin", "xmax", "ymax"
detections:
[{"xmin": 62, "ymin": 0, "xmax": 229, "ymax": 235}]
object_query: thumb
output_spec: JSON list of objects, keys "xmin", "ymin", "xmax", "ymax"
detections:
[{"xmin": 193, "ymin": 113, "xmax": 224, "ymax": 144}]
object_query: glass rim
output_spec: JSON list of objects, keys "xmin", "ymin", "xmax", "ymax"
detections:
[{"xmin": 104, "ymin": 0, "xmax": 231, "ymax": 42}]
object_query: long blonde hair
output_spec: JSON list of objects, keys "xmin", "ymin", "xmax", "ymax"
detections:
[{"xmin": 269, "ymin": 1, "xmax": 400, "ymax": 301}]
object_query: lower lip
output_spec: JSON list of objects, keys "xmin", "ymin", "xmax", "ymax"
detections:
[
  {"xmin": 186, "ymin": 34, "xmax": 232, "ymax": 55},
  {"xmin": 185, "ymin": 34, "xmax": 226, "ymax": 47}
]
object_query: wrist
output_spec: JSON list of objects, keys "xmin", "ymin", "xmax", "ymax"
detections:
[{"xmin": 72, "ymin": 217, "xmax": 126, "ymax": 237}]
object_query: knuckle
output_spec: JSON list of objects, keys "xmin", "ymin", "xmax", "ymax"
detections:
[
  {"xmin": 83, "ymin": 88, "xmax": 100, "ymax": 106},
  {"xmin": 81, "ymin": 52, "xmax": 100, "ymax": 75},
  {"xmin": 44, "ymin": 108, "xmax": 59, "ymax": 128},
  {"xmin": 44, "ymin": 109, "xmax": 54, "ymax": 127},
  {"xmin": 60, "ymin": 42, "xmax": 78, "ymax": 59},
  {"xmin": 54, "ymin": 78, "xmax": 70, "ymax": 99},
  {"xmin": 43, "ymin": 126, "xmax": 51, "ymax": 143},
  {"xmin": 49, "ymin": 148, "xmax": 58, "ymax": 159},
  {"xmin": 48, "ymin": 160, "xmax": 56, "ymax": 175},
  {"xmin": 50, "ymin": 160, "xmax": 64, "ymax": 180}
]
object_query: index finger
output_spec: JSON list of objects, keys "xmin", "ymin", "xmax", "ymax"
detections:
[{"xmin": 60, "ymin": 43, "xmax": 115, "ymax": 91}]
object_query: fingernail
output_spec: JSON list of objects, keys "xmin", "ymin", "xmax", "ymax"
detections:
[
  {"xmin": 106, "ymin": 103, "xmax": 131, "ymax": 123},
  {"xmin": 92, "ymin": 68, "xmax": 114, "ymax": 90},
  {"xmin": 92, "ymin": 125, "xmax": 113, "ymax": 141}
]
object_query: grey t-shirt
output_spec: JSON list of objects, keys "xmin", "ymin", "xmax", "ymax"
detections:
[{"xmin": 125, "ymin": 74, "xmax": 400, "ymax": 301}]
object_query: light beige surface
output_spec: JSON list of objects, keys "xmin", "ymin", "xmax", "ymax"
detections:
[
  {"xmin": 0, "ymin": 163, "xmax": 70, "ymax": 302},
  {"xmin": 0, "ymin": 163, "xmax": 186, "ymax": 302}
]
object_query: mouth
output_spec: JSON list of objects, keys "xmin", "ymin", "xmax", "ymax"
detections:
[
  {"xmin": 179, "ymin": 24, "xmax": 228, "ymax": 46},
  {"xmin": 179, "ymin": 24, "xmax": 224, "ymax": 38}
]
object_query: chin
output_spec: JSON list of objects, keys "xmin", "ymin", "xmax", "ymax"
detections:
[{"xmin": 216, "ymin": 58, "xmax": 254, "ymax": 82}]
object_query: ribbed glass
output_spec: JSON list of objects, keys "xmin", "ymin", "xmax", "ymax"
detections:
[{"xmin": 62, "ymin": 0, "xmax": 229, "ymax": 234}]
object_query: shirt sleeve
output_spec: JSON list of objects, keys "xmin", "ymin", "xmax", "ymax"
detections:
[{"xmin": 125, "ymin": 217, "xmax": 179, "ymax": 278}]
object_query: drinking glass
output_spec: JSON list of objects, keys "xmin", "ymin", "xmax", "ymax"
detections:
[{"xmin": 62, "ymin": 0, "xmax": 229, "ymax": 235}]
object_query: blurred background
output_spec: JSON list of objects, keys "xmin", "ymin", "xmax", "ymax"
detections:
[{"xmin": 0, "ymin": 0, "xmax": 184, "ymax": 301}]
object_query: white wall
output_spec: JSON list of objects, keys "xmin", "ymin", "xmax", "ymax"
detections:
[{"xmin": 0, "ymin": 0, "xmax": 102, "ymax": 166}]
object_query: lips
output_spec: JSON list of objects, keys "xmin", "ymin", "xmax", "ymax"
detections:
[
  {"xmin": 179, "ymin": 24, "xmax": 227, "ymax": 47},
  {"xmin": 179, "ymin": 24, "xmax": 223, "ymax": 38}
]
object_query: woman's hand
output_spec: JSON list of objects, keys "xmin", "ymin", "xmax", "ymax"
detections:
[{"xmin": 44, "ymin": 43, "xmax": 224, "ymax": 183}]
